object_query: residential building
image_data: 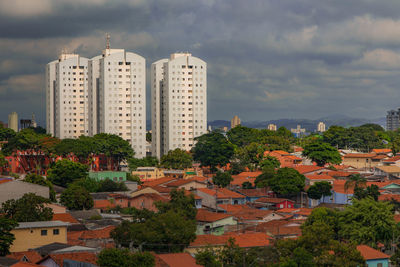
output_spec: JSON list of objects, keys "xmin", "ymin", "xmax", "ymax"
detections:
[
  {"xmin": 231, "ymin": 115, "xmax": 241, "ymax": 129},
  {"xmin": 254, "ymin": 198, "xmax": 295, "ymax": 210},
  {"xmin": 131, "ymin": 167, "xmax": 165, "ymax": 180},
  {"xmin": 154, "ymin": 253, "xmax": 202, "ymax": 267},
  {"xmin": 387, "ymin": 108, "xmax": 400, "ymax": 131},
  {"xmin": 46, "ymin": 53, "xmax": 89, "ymax": 139},
  {"xmin": 291, "ymin": 125, "xmax": 306, "ymax": 137},
  {"xmin": 317, "ymin": 121, "xmax": 326, "ymax": 132},
  {"xmin": 356, "ymin": 245, "xmax": 389, "ymax": 267},
  {"xmin": 8, "ymin": 112, "xmax": 18, "ymax": 132},
  {"xmin": 196, "ymin": 209, "xmax": 236, "ymax": 235},
  {"xmin": 342, "ymin": 153, "xmax": 384, "ymax": 169},
  {"xmin": 10, "ymin": 221, "xmax": 68, "ymax": 252},
  {"xmin": 196, "ymin": 188, "xmax": 245, "ymax": 209},
  {"xmin": 151, "ymin": 53, "xmax": 207, "ymax": 158},
  {"xmin": 88, "ymin": 46, "xmax": 146, "ymax": 158},
  {"xmin": 375, "ymin": 165, "xmax": 400, "ymax": 179},
  {"xmin": 0, "ymin": 180, "xmax": 49, "ymax": 205},
  {"xmin": 267, "ymin": 124, "xmax": 277, "ymax": 131}
]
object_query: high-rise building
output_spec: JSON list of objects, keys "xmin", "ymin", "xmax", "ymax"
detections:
[
  {"xmin": 317, "ymin": 122, "xmax": 326, "ymax": 132},
  {"xmin": 88, "ymin": 46, "xmax": 146, "ymax": 158},
  {"xmin": 267, "ymin": 124, "xmax": 277, "ymax": 131},
  {"xmin": 387, "ymin": 109, "xmax": 400, "ymax": 131},
  {"xmin": 151, "ymin": 53, "xmax": 207, "ymax": 158},
  {"xmin": 46, "ymin": 53, "xmax": 89, "ymax": 139},
  {"xmin": 231, "ymin": 116, "xmax": 241, "ymax": 129},
  {"xmin": 8, "ymin": 112, "xmax": 18, "ymax": 132},
  {"xmin": 291, "ymin": 125, "xmax": 306, "ymax": 138}
]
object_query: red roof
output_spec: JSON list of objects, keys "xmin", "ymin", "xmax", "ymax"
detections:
[
  {"xmin": 93, "ymin": 199, "xmax": 116, "ymax": 209},
  {"xmin": 52, "ymin": 213, "xmax": 79, "ymax": 224},
  {"xmin": 218, "ymin": 204, "xmax": 250, "ymax": 213},
  {"xmin": 155, "ymin": 253, "xmax": 201, "ymax": 267},
  {"xmin": 197, "ymin": 188, "xmax": 245, "ymax": 199},
  {"xmin": 394, "ymin": 214, "xmax": 400, "ymax": 223},
  {"xmin": 356, "ymin": 245, "xmax": 390, "ymax": 260},
  {"xmin": 378, "ymin": 194, "xmax": 400, "ymax": 202},
  {"xmin": 383, "ymin": 155, "xmax": 400, "ymax": 162},
  {"xmin": 47, "ymin": 252, "xmax": 97, "ymax": 267},
  {"xmin": 142, "ymin": 177, "xmax": 177, "ymax": 187},
  {"xmin": 322, "ymin": 171, "xmax": 355, "ymax": 177},
  {"xmin": 343, "ymin": 153, "xmax": 376, "ymax": 158},
  {"xmin": 190, "ymin": 232, "xmax": 271, "ymax": 248},
  {"xmin": 233, "ymin": 171, "xmax": 262, "ymax": 178},
  {"xmin": 256, "ymin": 197, "xmax": 294, "ymax": 204},
  {"xmin": 231, "ymin": 208, "xmax": 275, "ymax": 220},
  {"xmin": 196, "ymin": 209, "xmax": 233, "ymax": 222},
  {"xmin": 9, "ymin": 251, "xmax": 43, "ymax": 264},
  {"xmin": 11, "ymin": 263, "xmax": 44, "ymax": 267},
  {"xmin": 291, "ymin": 165, "xmax": 324, "ymax": 174},
  {"xmin": 305, "ymin": 174, "xmax": 335, "ymax": 181},
  {"xmin": 68, "ymin": 226, "xmax": 115, "ymax": 246},
  {"xmin": 230, "ymin": 176, "xmax": 256, "ymax": 186},
  {"xmin": 236, "ymin": 188, "xmax": 271, "ymax": 197},
  {"xmin": 166, "ymin": 179, "xmax": 204, "ymax": 187},
  {"xmin": 372, "ymin": 149, "xmax": 392, "ymax": 154},
  {"xmin": 277, "ymin": 208, "xmax": 312, "ymax": 216}
]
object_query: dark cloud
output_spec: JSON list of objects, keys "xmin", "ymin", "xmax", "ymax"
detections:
[{"xmin": 1, "ymin": 0, "xmax": 400, "ymax": 127}]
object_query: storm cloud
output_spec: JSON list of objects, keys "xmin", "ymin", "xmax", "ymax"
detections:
[{"xmin": 1, "ymin": 0, "xmax": 400, "ymax": 126}]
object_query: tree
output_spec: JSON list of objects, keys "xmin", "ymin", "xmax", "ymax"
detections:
[
  {"xmin": 259, "ymin": 155, "xmax": 280, "ymax": 170},
  {"xmin": 0, "ymin": 216, "xmax": 17, "ymax": 256},
  {"xmin": 47, "ymin": 159, "xmax": 88, "ymax": 187},
  {"xmin": 212, "ymin": 171, "xmax": 233, "ymax": 188},
  {"xmin": 242, "ymin": 181, "xmax": 254, "ymax": 189},
  {"xmin": 267, "ymin": 167, "xmax": 305, "ymax": 196},
  {"xmin": 226, "ymin": 126, "xmax": 259, "ymax": 147},
  {"xmin": 160, "ymin": 149, "xmax": 192, "ymax": 169},
  {"xmin": 303, "ymin": 207, "xmax": 340, "ymax": 239},
  {"xmin": 156, "ymin": 188, "xmax": 197, "ymax": 220},
  {"xmin": 60, "ymin": 185, "xmax": 94, "ymax": 210},
  {"xmin": 255, "ymin": 166, "xmax": 276, "ymax": 188},
  {"xmin": 97, "ymin": 248, "xmax": 154, "ymax": 267},
  {"xmin": 24, "ymin": 173, "xmax": 56, "ymax": 201},
  {"xmin": 1, "ymin": 193, "xmax": 53, "ymax": 222},
  {"xmin": 0, "ymin": 125, "xmax": 16, "ymax": 141},
  {"xmin": 128, "ymin": 156, "xmax": 158, "ymax": 171},
  {"xmin": 195, "ymin": 246, "xmax": 222, "ymax": 267},
  {"xmin": 229, "ymin": 161, "xmax": 245, "ymax": 175},
  {"xmin": 315, "ymin": 241, "xmax": 365, "ymax": 267},
  {"xmin": 307, "ymin": 181, "xmax": 332, "ymax": 202},
  {"xmin": 339, "ymin": 197, "xmax": 396, "ymax": 247},
  {"xmin": 192, "ymin": 131, "xmax": 235, "ymax": 171},
  {"xmin": 303, "ymin": 141, "xmax": 342, "ymax": 166},
  {"xmin": 353, "ymin": 184, "xmax": 380, "ymax": 201},
  {"xmin": 344, "ymin": 173, "xmax": 367, "ymax": 192},
  {"xmin": 236, "ymin": 142, "xmax": 267, "ymax": 170},
  {"xmin": 98, "ymin": 179, "xmax": 128, "ymax": 192}
]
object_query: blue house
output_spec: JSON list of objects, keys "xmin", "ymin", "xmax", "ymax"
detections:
[{"xmin": 357, "ymin": 245, "xmax": 389, "ymax": 267}]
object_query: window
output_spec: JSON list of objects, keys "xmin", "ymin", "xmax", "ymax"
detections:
[
  {"xmin": 53, "ymin": 229, "xmax": 60, "ymax": 235},
  {"xmin": 41, "ymin": 230, "xmax": 47, "ymax": 236}
]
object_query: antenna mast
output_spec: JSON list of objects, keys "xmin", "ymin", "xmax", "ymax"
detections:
[{"xmin": 106, "ymin": 33, "xmax": 110, "ymax": 49}]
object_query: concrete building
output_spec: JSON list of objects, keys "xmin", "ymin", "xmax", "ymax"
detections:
[
  {"xmin": 387, "ymin": 108, "xmax": 400, "ymax": 131},
  {"xmin": 231, "ymin": 116, "xmax": 240, "ymax": 129},
  {"xmin": 46, "ymin": 52, "xmax": 89, "ymax": 139},
  {"xmin": 267, "ymin": 124, "xmax": 277, "ymax": 131},
  {"xmin": 291, "ymin": 125, "xmax": 306, "ymax": 137},
  {"xmin": 88, "ymin": 46, "xmax": 146, "ymax": 158},
  {"xmin": 0, "ymin": 180, "xmax": 49, "ymax": 205},
  {"xmin": 151, "ymin": 53, "xmax": 207, "ymax": 158},
  {"xmin": 8, "ymin": 112, "xmax": 18, "ymax": 132},
  {"xmin": 317, "ymin": 121, "xmax": 326, "ymax": 132}
]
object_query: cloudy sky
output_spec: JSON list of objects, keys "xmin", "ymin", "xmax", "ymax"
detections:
[{"xmin": 1, "ymin": 0, "xmax": 400, "ymax": 126}]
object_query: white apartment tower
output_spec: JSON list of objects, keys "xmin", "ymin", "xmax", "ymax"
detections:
[
  {"xmin": 317, "ymin": 122, "xmax": 326, "ymax": 133},
  {"xmin": 88, "ymin": 47, "xmax": 146, "ymax": 158},
  {"xmin": 46, "ymin": 53, "xmax": 89, "ymax": 139},
  {"xmin": 151, "ymin": 53, "xmax": 207, "ymax": 158}
]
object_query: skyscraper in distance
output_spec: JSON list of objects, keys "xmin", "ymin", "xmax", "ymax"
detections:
[
  {"xmin": 231, "ymin": 115, "xmax": 241, "ymax": 129},
  {"xmin": 8, "ymin": 112, "xmax": 18, "ymax": 132},
  {"xmin": 151, "ymin": 53, "xmax": 207, "ymax": 158}
]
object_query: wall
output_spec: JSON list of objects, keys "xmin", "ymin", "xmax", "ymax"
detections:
[
  {"xmin": 366, "ymin": 259, "xmax": 389, "ymax": 267},
  {"xmin": 196, "ymin": 217, "xmax": 237, "ymax": 235},
  {"xmin": 0, "ymin": 181, "xmax": 49, "ymax": 205}
]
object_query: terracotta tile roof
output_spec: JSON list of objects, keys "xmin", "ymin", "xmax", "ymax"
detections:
[
  {"xmin": 270, "ymin": 150, "xmax": 289, "ymax": 155},
  {"xmin": 264, "ymin": 226, "xmax": 302, "ymax": 237},
  {"xmin": 166, "ymin": 179, "xmax": 204, "ymax": 187},
  {"xmin": 197, "ymin": 188, "xmax": 245, "ymax": 199},
  {"xmin": 305, "ymin": 174, "xmax": 335, "ymax": 180},
  {"xmin": 142, "ymin": 177, "xmax": 177, "ymax": 187},
  {"xmin": 376, "ymin": 165, "xmax": 400, "ymax": 173},
  {"xmin": 233, "ymin": 171, "xmax": 262, "ymax": 178},
  {"xmin": 372, "ymin": 155, "xmax": 388, "ymax": 160},
  {"xmin": 343, "ymin": 153, "xmax": 376, "ymax": 158},
  {"xmin": 236, "ymin": 188, "xmax": 271, "ymax": 197},
  {"xmin": 8, "ymin": 251, "xmax": 43, "ymax": 264},
  {"xmin": 394, "ymin": 214, "xmax": 400, "ymax": 223},
  {"xmin": 93, "ymin": 199, "xmax": 116, "ymax": 209},
  {"xmin": 11, "ymin": 263, "xmax": 44, "ymax": 267},
  {"xmin": 255, "ymin": 197, "xmax": 294, "ymax": 204},
  {"xmin": 322, "ymin": 171, "xmax": 355, "ymax": 177},
  {"xmin": 218, "ymin": 204, "xmax": 250, "ymax": 213},
  {"xmin": 276, "ymin": 208, "xmax": 312, "ymax": 216},
  {"xmin": 378, "ymin": 194, "xmax": 400, "ymax": 202},
  {"xmin": 48, "ymin": 252, "xmax": 98, "ymax": 267},
  {"xmin": 291, "ymin": 165, "xmax": 325, "ymax": 174},
  {"xmin": 151, "ymin": 185, "xmax": 172, "ymax": 194},
  {"xmin": 333, "ymin": 180, "xmax": 397, "ymax": 194},
  {"xmin": 230, "ymin": 176, "xmax": 256, "ymax": 186},
  {"xmin": 332, "ymin": 164, "xmax": 352, "ymax": 170},
  {"xmin": 196, "ymin": 209, "xmax": 233, "ymax": 222},
  {"xmin": 356, "ymin": 245, "xmax": 390, "ymax": 260},
  {"xmin": 294, "ymin": 147, "xmax": 304, "ymax": 152},
  {"xmin": 131, "ymin": 193, "xmax": 168, "ymax": 202},
  {"xmin": 190, "ymin": 233, "xmax": 271, "ymax": 248},
  {"xmin": 372, "ymin": 149, "xmax": 392, "ymax": 154},
  {"xmin": 184, "ymin": 190, "xmax": 202, "ymax": 200},
  {"xmin": 68, "ymin": 226, "xmax": 115, "ymax": 245},
  {"xmin": 284, "ymin": 155, "xmax": 302, "ymax": 161},
  {"xmin": 190, "ymin": 176, "xmax": 210, "ymax": 182},
  {"xmin": 383, "ymin": 155, "xmax": 400, "ymax": 162},
  {"xmin": 52, "ymin": 213, "xmax": 79, "ymax": 224},
  {"xmin": 231, "ymin": 209, "xmax": 275, "ymax": 220},
  {"xmin": 155, "ymin": 253, "xmax": 201, "ymax": 267}
]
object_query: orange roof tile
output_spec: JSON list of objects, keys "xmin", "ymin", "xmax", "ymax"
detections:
[
  {"xmin": 291, "ymin": 165, "xmax": 325, "ymax": 174},
  {"xmin": 277, "ymin": 208, "xmax": 312, "ymax": 216},
  {"xmin": 372, "ymin": 149, "xmax": 392, "ymax": 154},
  {"xmin": 48, "ymin": 252, "xmax": 97, "ymax": 267},
  {"xmin": 156, "ymin": 253, "xmax": 201, "ymax": 267},
  {"xmin": 142, "ymin": 177, "xmax": 177, "ymax": 187},
  {"xmin": 52, "ymin": 213, "xmax": 79, "ymax": 224},
  {"xmin": 196, "ymin": 209, "xmax": 233, "ymax": 222},
  {"xmin": 0, "ymin": 179, "xmax": 12, "ymax": 185},
  {"xmin": 356, "ymin": 245, "xmax": 390, "ymax": 260},
  {"xmin": 270, "ymin": 150, "xmax": 289, "ymax": 155},
  {"xmin": 383, "ymin": 155, "xmax": 400, "ymax": 162},
  {"xmin": 218, "ymin": 204, "xmax": 250, "ymax": 213},
  {"xmin": 190, "ymin": 233, "xmax": 271, "ymax": 248},
  {"xmin": 197, "ymin": 188, "xmax": 245, "ymax": 199},
  {"xmin": 230, "ymin": 176, "xmax": 256, "ymax": 186},
  {"xmin": 284, "ymin": 155, "xmax": 302, "ymax": 161},
  {"xmin": 68, "ymin": 226, "xmax": 115, "ymax": 245},
  {"xmin": 231, "ymin": 208, "xmax": 275, "ymax": 220},
  {"xmin": 255, "ymin": 197, "xmax": 294, "ymax": 204},
  {"xmin": 93, "ymin": 199, "xmax": 116, "ymax": 209},
  {"xmin": 378, "ymin": 194, "xmax": 400, "ymax": 202},
  {"xmin": 9, "ymin": 251, "xmax": 43, "ymax": 264},
  {"xmin": 305, "ymin": 174, "xmax": 335, "ymax": 180},
  {"xmin": 343, "ymin": 153, "xmax": 376, "ymax": 158},
  {"xmin": 236, "ymin": 188, "xmax": 270, "ymax": 197},
  {"xmin": 322, "ymin": 171, "xmax": 355, "ymax": 177},
  {"xmin": 166, "ymin": 179, "xmax": 204, "ymax": 187},
  {"xmin": 394, "ymin": 214, "xmax": 400, "ymax": 223},
  {"xmin": 233, "ymin": 171, "xmax": 262, "ymax": 178}
]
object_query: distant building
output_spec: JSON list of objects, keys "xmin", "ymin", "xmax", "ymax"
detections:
[
  {"xmin": 8, "ymin": 112, "xmax": 18, "ymax": 132},
  {"xmin": 231, "ymin": 116, "xmax": 241, "ymax": 129},
  {"xmin": 267, "ymin": 124, "xmax": 277, "ymax": 131},
  {"xmin": 20, "ymin": 114, "xmax": 37, "ymax": 130},
  {"xmin": 317, "ymin": 122, "xmax": 326, "ymax": 132},
  {"xmin": 387, "ymin": 108, "xmax": 400, "ymax": 131},
  {"xmin": 291, "ymin": 125, "xmax": 306, "ymax": 137}
]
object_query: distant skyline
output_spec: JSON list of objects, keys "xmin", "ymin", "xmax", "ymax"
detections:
[{"xmin": 2, "ymin": 0, "xmax": 400, "ymax": 127}]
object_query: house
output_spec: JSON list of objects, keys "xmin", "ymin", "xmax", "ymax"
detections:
[
  {"xmin": 0, "ymin": 258, "xmax": 44, "ymax": 267},
  {"xmin": 0, "ymin": 180, "xmax": 49, "ymax": 205},
  {"xmin": 254, "ymin": 220, "xmax": 302, "ymax": 239},
  {"xmin": 196, "ymin": 188, "xmax": 246, "ymax": 209},
  {"xmin": 276, "ymin": 208, "xmax": 312, "ymax": 219},
  {"xmin": 264, "ymin": 150, "xmax": 303, "ymax": 167},
  {"xmin": 230, "ymin": 172, "xmax": 261, "ymax": 188},
  {"xmin": 165, "ymin": 179, "xmax": 207, "ymax": 190},
  {"xmin": 8, "ymin": 251, "xmax": 43, "ymax": 264},
  {"xmin": 195, "ymin": 209, "xmax": 236, "ymax": 235},
  {"xmin": 356, "ymin": 245, "xmax": 390, "ymax": 267},
  {"xmin": 154, "ymin": 253, "xmax": 201, "ymax": 267},
  {"xmin": 128, "ymin": 193, "xmax": 168, "ymax": 211},
  {"xmin": 375, "ymin": 166, "xmax": 400, "ymax": 179},
  {"xmin": 231, "ymin": 208, "xmax": 284, "ymax": 224},
  {"xmin": 132, "ymin": 167, "xmax": 164, "ymax": 180},
  {"xmin": 10, "ymin": 221, "xmax": 69, "ymax": 252},
  {"xmin": 253, "ymin": 197, "xmax": 295, "ymax": 210},
  {"xmin": 305, "ymin": 174, "xmax": 335, "ymax": 186},
  {"xmin": 141, "ymin": 177, "xmax": 177, "ymax": 188},
  {"xmin": 67, "ymin": 225, "xmax": 115, "ymax": 248},
  {"xmin": 37, "ymin": 251, "xmax": 98, "ymax": 267},
  {"xmin": 342, "ymin": 153, "xmax": 384, "ymax": 169},
  {"xmin": 291, "ymin": 165, "xmax": 327, "ymax": 175},
  {"xmin": 235, "ymin": 188, "xmax": 274, "ymax": 203},
  {"xmin": 88, "ymin": 171, "xmax": 127, "ymax": 182},
  {"xmin": 372, "ymin": 148, "xmax": 392, "ymax": 156},
  {"xmin": 382, "ymin": 155, "xmax": 400, "ymax": 166}
]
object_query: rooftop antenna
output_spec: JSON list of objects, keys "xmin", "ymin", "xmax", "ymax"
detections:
[{"xmin": 106, "ymin": 33, "xmax": 110, "ymax": 49}]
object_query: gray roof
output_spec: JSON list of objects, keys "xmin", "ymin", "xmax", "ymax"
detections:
[
  {"xmin": 52, "ymin": 245, "xmax": 98, "ymax": 254},
  {"xmin": 16, "ymin": 220, "xmax": 69, "ymax": 229},
  {"xmin": 0, "ymin": 257, "xmax": 18, "ymax": 267},
  {"xmin": 33, "ymin": 242, "xmax": 71, "ymax": 256}
]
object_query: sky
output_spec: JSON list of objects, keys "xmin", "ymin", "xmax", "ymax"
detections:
[{"xmin": 1, "ymin": 0, "xmax": 400, "ymax": 127}]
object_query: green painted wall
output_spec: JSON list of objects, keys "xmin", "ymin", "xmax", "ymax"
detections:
[{"xmin": 196, "ymin": 217, "xmax": 237, "ymax": 235}]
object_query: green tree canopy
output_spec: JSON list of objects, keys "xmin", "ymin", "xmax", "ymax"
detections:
[
  {"xmin": 307, "ymin": 181, "xmax": 332, "ymax": 201},
  {"xmin": 0, "ymin": 125, "xmax": 16, "ymax": 141},
  {"xmin": 97, "ymin": 248, "xmax": 154, "ymax": 267},
  {"xmin": 0, "ymin": 216, "xmax": 17, "ymax": 256},
  {"xmin": 47, "ymin": 159, "xmax": 88, "ymax": 187},
  {"xmin": 128, "ymin": 156, "xmax": 159, "ymax": 171},
  {"xmin": 259, "ymin": 155, "xmax": 280, "ymax": 170},
  {"xmin": 303, "ymin": 141, "xmax": 342, "ymax": 167},
  {"xmin": 98, "ymin": 179, "xmax": 128, "ymax": 192},
  {"xmin": 156, "ymin": 188, "xmax": 197, "ymax": 220},
  {"xmin": 212, "ymin": 171, "xmax": 233, "ymax": 188},
  {"xmin": 1, "ymin": 193, "xmax": 53, "ymax": 222},
  {"xmin": 267, "ymin": 167, "xmax": 305, "ymax": 196},
  {"xmin": 353, "ymin": 184, "xmax": 380, "ymax": 201},
  {"xmin": 160, "ymin": 148, "xmax": 192, "ymax": 169},
  {"xmin": 24, "ymin": 173, "xmax": 56, "ymax": 201},
  {"xmin": 60, "ymin": 185, "xmax": 94, "ymax": 210}
]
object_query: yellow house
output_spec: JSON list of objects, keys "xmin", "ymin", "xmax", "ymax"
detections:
[
  {"xmin": 132, "ymin": 167, "xmax": 164, "ymax": 180},
  {"xmin": 10, "ymin": 221, "xmax": 69, "ymax": 252}
]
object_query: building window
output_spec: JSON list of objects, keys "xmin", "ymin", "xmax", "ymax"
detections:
[
  {"xmin": 41, "ymin": 230, "xmax": 48, "ymax": 236},
  {"xmin": 53, "ymin": 229, "xmax": 60, "ymax": 235}
]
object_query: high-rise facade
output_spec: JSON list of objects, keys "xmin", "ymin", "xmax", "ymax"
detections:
[
  {"xmin": 231, "ymin": 116, "xmax": 241, "ymax": 129},
  {"xmin": 387, "ymin": 109, "xmax": 400, "ymax": 131},
  {"xmin": 151, "ymin": 53, "xmax": 207, "ymax": 158},
  {"xmin": 8, "ymin": 112, "xmax": 18, "ymax": 132},
  {"xmin": 267, "ymin": 124, "xmax": 277, "ymax": 131},
  {"xmin": 317, "ymin": 122, "xmax": 326, "ymax": 132},
  {"xmin": 46, "ymin": 53, "xmax": 89, "ymax": 139},
  {"xmin": 88, "ymin": 48, "xmax": 146, "ymax": 158}
]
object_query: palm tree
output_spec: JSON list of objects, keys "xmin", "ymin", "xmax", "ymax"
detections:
[{"xmin": 344, "ymin": 173, "xmax": 367, "ymax": 192}]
